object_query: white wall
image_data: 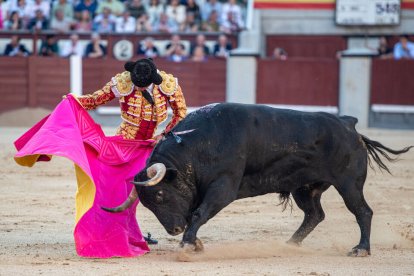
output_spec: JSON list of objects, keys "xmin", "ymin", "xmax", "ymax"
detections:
[{"xmin": 260, "ymin": 10, "xmax": 414, "ymax": 35}]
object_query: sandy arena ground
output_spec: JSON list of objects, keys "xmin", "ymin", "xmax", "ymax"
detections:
[{"xmin": 0, "ymin": 122, "xmax": 413, "ymax": 275}]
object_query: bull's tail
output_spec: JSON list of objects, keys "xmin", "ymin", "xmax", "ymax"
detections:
[
  {"xmin": 278, "ymin": 191, "xmax": 293, "ymax": 212},
  {"xmin": 361, "ymin": 135, "xmax": 413, "ymax": 174}
]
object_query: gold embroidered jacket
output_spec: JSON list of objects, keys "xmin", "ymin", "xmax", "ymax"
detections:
[{"xmin": 76, "ymin": 71, "xmax": 187, "ymax": 140}]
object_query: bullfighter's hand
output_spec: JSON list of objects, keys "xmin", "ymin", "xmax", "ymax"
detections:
[{"xmin": 151, "ymin": 134, "xmax": 164, "ymax": 146}]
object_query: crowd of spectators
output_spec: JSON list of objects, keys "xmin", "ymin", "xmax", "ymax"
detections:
[
  {"xmin": 360, "ymin": 35, "xmax": 414, "ymax": 60},
  {"xmin": 2, "ymin": 32, "xmax": 233, "ymax": 61},
  {"xmin": 0, "ymin": 0, "xmax": 246, "ymax": 34},
  {"xmin": 271, "ymin": 35, "xmax": 414, "ymax": 61}
]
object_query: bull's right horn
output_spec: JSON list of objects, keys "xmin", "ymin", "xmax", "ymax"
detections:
[
  {"xmin": 132, "ymin": 163, "xmax": 166, "ymax": 186},
  {"xmin": 101, "ymin": 188, "xmax": 138, "ymax": 213}
]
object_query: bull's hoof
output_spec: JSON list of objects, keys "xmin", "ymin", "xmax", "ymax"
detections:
[
  {"xmin": 347, "ymin": 247, "xmax": 370, "ymax": 257},
  {"xmin": 194, "ymin": 238, "xmax": 204, "ymax": 252},
  {"xmin": 286, "ymin": 239, "xmax": 301, "ymax": 246},
  {"xmin": 179, "ymin": 238, "xmax": 204, "ymax": 252}
]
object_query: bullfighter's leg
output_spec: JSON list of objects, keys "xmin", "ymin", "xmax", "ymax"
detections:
[
  {"xmin": 287, "ymin": 185, "xmax": 327, "ymax": 245},
  {"xmin": 181, "ymin": 175, "xmax": 240, "ymax": 251},
  {"xmin": 336, "ymin": 182, "xmax": 373, "ymax": 257}
]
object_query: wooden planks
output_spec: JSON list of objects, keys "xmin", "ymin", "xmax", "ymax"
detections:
[
  {"xmin": 371, "ymin": 59, "xmax": 414, "ymax": 105},
  {"xmin": 266, "ymin": 35, "xmax": 347, "ymax": 59},
  {"xmin": 256, "ymin": 58, "xmax": 339, "ymax": 106}
]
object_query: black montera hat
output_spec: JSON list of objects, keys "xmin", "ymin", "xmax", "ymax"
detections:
[{"xmin": 124, "ymin": 58, "xmax": 163, "ymax": 88}]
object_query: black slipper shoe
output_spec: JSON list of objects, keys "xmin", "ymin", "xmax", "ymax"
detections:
[{"xmin": 144, "ymin": 233, "xmax": 158, "ymax": 245}]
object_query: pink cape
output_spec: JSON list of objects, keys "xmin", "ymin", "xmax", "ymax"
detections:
[{"xmin": 14, "ymin": 95, "xmax": 153, "ymax": 258}]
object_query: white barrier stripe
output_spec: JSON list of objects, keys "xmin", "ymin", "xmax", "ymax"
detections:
[
  {"xmin": 70, "ymin": 55, "xmax": 82, "ymax": 96},
  {"xmin": 371, "ymin": 104, "xmax": 414, "ymax": 113},
  {"xmin": 264, "ymin": 104, "xmax": 338, "ymax": 114}
]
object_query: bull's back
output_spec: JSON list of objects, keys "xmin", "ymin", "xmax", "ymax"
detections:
[{"xmin": 176, "ymin": 103, "xmax": 362, "ymax": 171}]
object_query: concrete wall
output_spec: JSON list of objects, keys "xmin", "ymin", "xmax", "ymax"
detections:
[{"xmin": 260, "ymin": 10, "xmax": 414, "ymax": 35}]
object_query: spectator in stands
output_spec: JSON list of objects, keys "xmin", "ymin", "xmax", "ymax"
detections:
[
  {"xmin": 373, "ymin": 36, "xmax": 393, "ymax": 59},
  {"xmin": 93, "ymin": 7, "xmax": 115, "ymax": 32},
  {"xmin": 190, "ymin": 33, "xmax": 209, "ymax": 56},
  {"xmin": 185, "ymin": 0, "xmax": 201, "ymax": 22},
  {"xmin": 165, "ymin": 34, "xmax": 186, "ymax": 56},
  {"xmin": 272, "ymin": 47, "xmax": 288, "ymax": 60},
  {"xmin": 180, "ymin": 11, "xmax": 199, "ymax": 32},
  {"xmin": 39, "ymin": 34, "xmax": 59, "ymax": 56},
  {"xmin": 115, "ymin": 10, "xmax": 136, "ymax": 32},
  {"xmin": 135, "ymin": 13, "xmax": 152, "ymax": 32},
  {"xmin": 74, "ymin": 0, "xmax": 98, "ymax": 20},
  {"xmin": 165, "ymin": 0, "xmax": 185, "ymax": 26},
  {"xmin": 152, "ymin": 12, "xmax": 178, "ymax": 33},
  {"xmin": 220, "ymin": 0, "xmax": 243, "ymax": 32},
  {"xmin": 213, "ymin": 34, "xmax": 232, "ymax": 58},
  {"xmin": 74, "ymin": 10, "xmax": 92, "ymax": 32},
  {"xmin": 4, "ymin": 10, "xmax": 24, "ymax": 30},
  {"xmin": 137, "ymin": 36, "xmax": 159, "ymax": 58},
  {"xmin": 166, "ymin": 43, "xmax": 187, "ymax": 62},
  {"xmin": 4, "ymin": 35, "xmax": 30, "ymax": 56},
  {"xmin": 97, "ymin": 0, "xmax": 125, "ymax": 17},
  {"xmin": 52, "ymin": 0, "xmax": 74, "ymax": 22},
  {"xmin": 220, "ymin": 10, "xmax": 242, "ymax": 34},
  {"xmin": 201, "ymin": 9, "xmax": 219, "ymax": 32},
  {"xmin": 60, "ymin": 33, "xmax": 84, "ymax": 57},
  {"xmin": 393, "ymin": 35, "xmax": 414, "ymax": 60},
  {"xmin": 27, "ymin": 9, "xmax": 49, "ymax": 31},
  {"xmin": 191, "ymin": 45, "xmax": 207, "ymax": 62},
  {"xmin": 24, "ymin": 0, "xmax": 50, "ymax": 20},
  {"xmin": 10, "ymin": 0, "xmax": 28, "ymax": 22},
  {"xmin": 146, "ymin": 0, "xmax": 163, "ymax": 25},
  {"xmin": 50, "ymin": 8, "xmax": 74, "ymax": 32},
  {"xmin": 127, "ymin": 0, "xmax": 146, "ymax": 19},
  {"xmin": 85, "ymin": 32, "xmax": 106, "ymax": 58},
  {"xmin": 202, "ymin": 0, "xmax": 222, "ymax": 23},
  {"xmin": 0, "ymin": 2, "xmax": 4, "ymax": 29}
]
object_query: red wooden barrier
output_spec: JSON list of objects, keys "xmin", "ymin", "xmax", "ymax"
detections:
[
  {"xmin": 0, "ymin": 56, "xmax": 69, "ymax": 113},
  {"xmin": 256, "ymin": 58, "xmax": 339, "ymax": 106},
  {"xmin": 29, "ymin": 57, "xmax": 70, "ymax": 108},
  {"xmin": 82, "ymin": 58, "xmax": 226, "ymax": 107},
  {"xmin": 266, "ymin": 35, "xmax": 347, "ymax": 59},
  {"xmin": 371, "ymin": 59, "xmax": 414, "ymax": 105},
  {"xmin": 0, "ymin": 57, "xmax": 28, "ymax": 112}
]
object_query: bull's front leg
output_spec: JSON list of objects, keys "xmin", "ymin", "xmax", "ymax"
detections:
[{"xmin": 181, "ymin": 176, "xmax": 239, "ymax": 252}]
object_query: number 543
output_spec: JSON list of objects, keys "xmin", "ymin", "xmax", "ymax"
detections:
[{"xmin": 376, "ymin": 3, "xmax": 400, "ymax": 14}]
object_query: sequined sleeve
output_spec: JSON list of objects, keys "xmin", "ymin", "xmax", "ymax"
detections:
[
  {"xmin": 164, "ymin": 85, "xmax": 187, "ymax": 133},
  {"xmin": 76, "ymin": 81, "xmax": 116, "ymax": 110}
]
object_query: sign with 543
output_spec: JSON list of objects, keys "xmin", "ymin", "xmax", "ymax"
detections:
[{"xmin": 336, "ymin": 0, "xmax": 401, "ymax": 25}]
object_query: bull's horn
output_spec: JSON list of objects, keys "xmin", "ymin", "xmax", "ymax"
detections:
[
  {"xmin": 132, "ymin": 163, "xmax": 166, "ymax": 186},
  {"xmin": 101, "ymin": 188, "xmax": 138, "ymax": 213}
]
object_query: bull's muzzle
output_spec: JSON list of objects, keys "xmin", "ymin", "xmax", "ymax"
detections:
[{"xmin": 131, "ymin": 163, "xmax": 166, "ymax": 187}]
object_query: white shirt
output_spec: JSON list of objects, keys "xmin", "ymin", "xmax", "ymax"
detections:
[
  {"xmin": 221, "ymin": 3, "xmax": 243, "ymax": 28},
  {"xmin": 24, "ymin": 0, "xmax": 50, "ymax": 19},
  {"xmin": 165, "ymin": 4, "xmax": 186, "ymax": 25},
  {"xmin": 60, "ymin": 41, "xmax": 84, "ymax": 57},
  {"xmin": 115, "ymin": 16, "xmax": 136, "ymax": 33}
]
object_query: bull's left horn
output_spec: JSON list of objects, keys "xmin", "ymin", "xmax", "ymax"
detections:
[
  {"xmin": 132, "ymin": 163, "xmax": 166, "ymax": 186},
  {"xmin": 101, "ymin": 188, "xmax": 138, "ymax": 213}
]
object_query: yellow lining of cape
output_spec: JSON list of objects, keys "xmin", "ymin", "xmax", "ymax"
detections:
[
  {"xmin": 14, "ymin": 154, "xmax": 96, "ymax": 224},
  {"xmin": 74, "ymin": 164, "xmax": 96, "ymax": 223}
]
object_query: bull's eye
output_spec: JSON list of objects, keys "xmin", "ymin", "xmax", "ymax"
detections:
[{"xmin": 155, "ymin": 190, "xmax": 164, "ymax": 203}]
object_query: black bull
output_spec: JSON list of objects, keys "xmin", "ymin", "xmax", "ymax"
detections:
[{"xmin": 103, "ymin": 103, "xmax": 412, "ymax": 256}]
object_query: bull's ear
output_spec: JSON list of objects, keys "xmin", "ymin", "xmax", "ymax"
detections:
[{"xmin": 165, "ymin": 168, "xmax": 177, "ymax": 182}]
